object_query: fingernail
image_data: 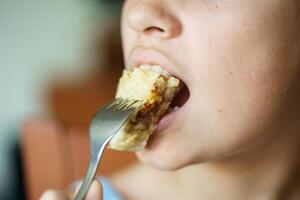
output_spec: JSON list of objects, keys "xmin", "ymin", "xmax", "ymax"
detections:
[{"xmin": 39, "ymin": 190, "xmax": 69, "ymax": 200}]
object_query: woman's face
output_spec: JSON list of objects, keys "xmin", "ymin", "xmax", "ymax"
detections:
[{"xmin": 121, "ymin": 0, "xmax": 300, "ymax": 170}]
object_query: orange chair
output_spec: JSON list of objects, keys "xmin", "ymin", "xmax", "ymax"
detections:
[{"xmin": 21, "ymin": 118, "xmax": 137, "ymax": 200}]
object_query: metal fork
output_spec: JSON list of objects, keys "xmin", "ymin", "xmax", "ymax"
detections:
[{"xmin": 74, "ymin": 98, "xmax": 142, "ymax": 200}]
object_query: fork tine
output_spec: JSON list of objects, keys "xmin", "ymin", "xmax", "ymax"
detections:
[
  {"xmin": 108, "ymin": 98, "xmax": 128, "ymax": 111},
  {"xmin": 102, "ymin": 98, "xmax": 121, "ymax": 110},
  {"xmin": 104, "ymin": 98, "xmax": 144, "ymax": 112},
  {"xmin": 118, "ymin": 100, "xmax": 137, "ymax": 111},
  {"xmin": 117, "ymin": 102, "xmax": 127, "ymax": 111},
  {"xmin": 126, "ymin": 100, "xmax": 141, "ymax": 110},
  {"xmin": 114, "ymin": 99, "xmax": 125, "ymax": 111},
  {"xmin": 114, "ymin": 100, "xmax": 126, "ymax": 111}
]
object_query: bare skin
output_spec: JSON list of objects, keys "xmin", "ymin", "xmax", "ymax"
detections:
[
  {"xmin": 40, "ymin": 180, "xmax": 102, "ymax": 200},
  {"xmin": 111, "ymin": 124, "xmax": 300, "ymax": 199},
  {"xmin": 42, "ymin": 0, "xmax": 300, "ymax": 199}
]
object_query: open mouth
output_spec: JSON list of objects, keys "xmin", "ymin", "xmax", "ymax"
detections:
[
  {"xmin": 156, "ymin": 76, "xmax": 190, "ymax": 130},
  {"xmin": 169, "ymin": 80, "xmax": 190, "ymax": 112},
  {"xmin": 111, "ymin": 59, "xmax": 190, "ymax": 150},
  {"xmin": 133, "ymin": 63, "xmax": 191, "ymax": 116},
  {"xmin": 135, "ymin": 63, "xmax": 190, "ymax": 113},
  {"xmin": 128, "ymin": 62, "xmax": 191, "ymax": 133},
  {"xmin": 152, "ymin": 77, "xmax": 190, "ymax": 133},
  {"xmin": 140, "ymin": 64, "xmax": 191, "ymax": 123}
]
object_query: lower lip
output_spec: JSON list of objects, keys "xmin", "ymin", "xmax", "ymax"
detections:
[{"xmin": 156, "ymin": 106, "xmax": 183, "ymax": 133}]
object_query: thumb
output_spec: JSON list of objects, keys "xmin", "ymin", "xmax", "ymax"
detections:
[
  {"xmin": 74, "ymin": 180, "xmax": 103, "ymax": 200},
  {"xmin": 39, "ymin": 190, "xmax": 69, "ymax": 200}
]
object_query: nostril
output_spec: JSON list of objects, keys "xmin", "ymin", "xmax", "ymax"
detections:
[
  {"xmin": 145, "ymin": 26, "xmax": 165, "ymax": 33},
  {"xmin": 127, "ymin": 2, "xmax": 181, "ymax": 39}
]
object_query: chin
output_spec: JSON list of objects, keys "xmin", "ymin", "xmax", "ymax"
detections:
[
  {"xmin": 136, "ymin": 151, "xmax": 190, "ymax": 171},
  {"xmin": 135, "ymin": 147, "xmax": 215, "ymax": 171},
  {"xmin": 135, "ymin": 125, "xmax": 257, "ymax": 171},
  {"xmin": 135, "ymin": 131, "xmax": 211, "ymax": 171}
]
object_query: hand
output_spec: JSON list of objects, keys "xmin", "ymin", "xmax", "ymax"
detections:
[{"xmin": 40, "ymin": 180, "xmax": 103, "ymax": 200}]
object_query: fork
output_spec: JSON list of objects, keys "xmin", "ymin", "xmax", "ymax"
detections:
[{"xmin": 74, "ymin": 98, "xmax": 142, "ymax": 200}]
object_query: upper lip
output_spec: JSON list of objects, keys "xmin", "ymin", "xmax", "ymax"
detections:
[{"xmin": 128, "ymin": 46, "xmax": 182, "ymax": 80}]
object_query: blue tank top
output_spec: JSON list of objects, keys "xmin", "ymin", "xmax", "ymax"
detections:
[
  {"xmin": 99, "ymin": 177, "xmax": 123, "ymax": 200},
  {"xmin": 71, "ymin": 177, "xmax": 123, "ymax": 200}
]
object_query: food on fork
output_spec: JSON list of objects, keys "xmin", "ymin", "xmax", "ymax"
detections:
[{"xmin": 109, "ymin": 64, "xmax": 180, "ymax": 151}]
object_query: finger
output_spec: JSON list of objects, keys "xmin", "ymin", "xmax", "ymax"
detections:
[
  {"xmin": 74, "ymin": 180, "xmax": 103, "ymax": 200},
  {"xmin": 39, "ymin": 189, "xmax": 70, "ymax": 200},
  {"xmin": 85, "ymin": 180, "xmax": 103, "ymax": 200},
  {"xmin": 67, "ymin": 181, "xmax": 80, "ymax": 198}
]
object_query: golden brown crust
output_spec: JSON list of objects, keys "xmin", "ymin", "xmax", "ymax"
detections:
[{"xmin": 109, "ymin": 66, "xmax": 179, "ymax": 151}]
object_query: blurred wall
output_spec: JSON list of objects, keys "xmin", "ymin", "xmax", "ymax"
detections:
[{"xmin": 0, "ymin": 0, "xmax": 111, "ymax": 198}]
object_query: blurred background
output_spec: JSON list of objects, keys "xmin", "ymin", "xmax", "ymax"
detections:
[{"xmin": 0, "ymin": 0, "xmax": 137, "ymax": 199}]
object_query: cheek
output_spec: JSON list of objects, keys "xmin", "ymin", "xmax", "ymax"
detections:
[
  {"xmin": 186, "ymin": 78, "xmax": 281, "ymax": 160},
  {"xmin": 178, "ymin": 4, "xmax": 296, "ymax": 156},
  {"xmin": 183, "ymin": 61, "xmax": 290, "ymax": 162}
]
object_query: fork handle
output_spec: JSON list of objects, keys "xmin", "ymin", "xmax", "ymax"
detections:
[
  {"xmin": 74, "ymin": 135, "xmax": 113, "ymax": 200},
  {"xmin": 74, "ymin": 159, "xmax": 100, "ymax": 200}
]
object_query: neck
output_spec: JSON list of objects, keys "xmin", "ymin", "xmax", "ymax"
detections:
[{"xmin": 177, "ymin": 121, "xmax": 300, "ymax": 200}]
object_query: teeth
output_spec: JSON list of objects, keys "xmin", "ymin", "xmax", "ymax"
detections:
[
  {"xmin": 152, "ymin": 65, "xmax": 170, "ymax": 77},
  {"xmin": 167, "ymin": 106, "xmax": 179, "ymax": 113},
  {"xmin": 139, "ymin": 64, "xmax": 151, "ymax": 70},
  {"xmin": 172, "ymin": 106, "xmax": 180, "ymax": 111},
  {"xmin": 167, "ymin": 106, "xmax": 180, "ymax": 114},
  {"xmin": 139, "ymin": 64, "xmax": 170, "ymax": 77}
]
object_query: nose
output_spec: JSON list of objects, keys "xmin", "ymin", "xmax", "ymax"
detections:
[{"xmin": 127, "ymin": 2, "xmax": 182, "ymax": 39}]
